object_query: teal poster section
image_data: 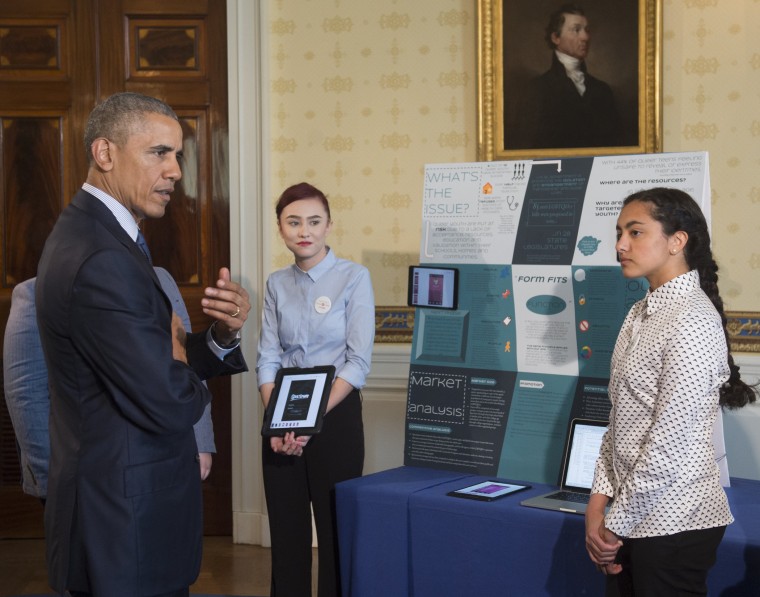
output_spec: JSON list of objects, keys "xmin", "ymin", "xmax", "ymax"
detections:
[{"xmin": 404, "ymin": 152, "xmax": 711, "ymax": 483}]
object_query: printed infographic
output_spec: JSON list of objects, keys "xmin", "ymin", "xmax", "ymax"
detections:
[{"xmin": 405, "ymin": 152, "xmax": 710, "ymax": 483}]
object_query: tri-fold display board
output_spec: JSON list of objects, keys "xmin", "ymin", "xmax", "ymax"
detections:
[{"xmin": 405, "ymin": 152, "xmax": 710, "ymax": 484}]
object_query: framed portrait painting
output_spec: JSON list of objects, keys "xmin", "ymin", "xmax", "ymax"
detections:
[{"xmin": 478, "ymin": 0, "xmax": 662, "ymax": 161}]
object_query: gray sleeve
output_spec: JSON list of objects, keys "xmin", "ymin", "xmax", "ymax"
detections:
[
  {"xmin": 3, "ymin": 278, "xmax": 50, "ymax": 498},
  {"xmin": 154, "ymin": 267, "xmax": 216, "ymax": 453},
  {"xmin": 193, "ymin": 402, "xmax": 216, "ymax": 453}
]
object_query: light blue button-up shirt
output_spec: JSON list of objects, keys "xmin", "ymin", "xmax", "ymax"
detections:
[{"xmin": 256, "ymin": 248, "xmax": 375, "ymax": 389}]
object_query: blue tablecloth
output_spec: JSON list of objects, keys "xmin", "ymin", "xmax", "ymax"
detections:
[
  {"xmin": 335, "ymin": 466, "xmax": 469, "ymax": 597},
  {"xmin": 336, "ymin": 467, "xmax": 760, "ymax": 597}
]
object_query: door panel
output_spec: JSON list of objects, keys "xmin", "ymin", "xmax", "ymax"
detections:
[
  {"xmin": 2, "ymin": 117, "xmax": 63, "ymax": 286},
  {"xmin": 0, "ymin": 0, "xmax": 232, "ymax": 536}
]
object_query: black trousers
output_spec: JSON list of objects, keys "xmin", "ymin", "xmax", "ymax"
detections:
[
  {"xmin": 606, "ymin": 526, "xmax": 726, "ymax": 597},
  {"xmin": 262, "ymin": 389, "xmax": 364, "ymax": 597}
]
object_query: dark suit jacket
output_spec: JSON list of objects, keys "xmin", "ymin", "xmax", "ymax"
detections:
[
  {"xmin": 514, "ymin": 54, "xmax": 625, "ymax": 150},
  {"xmin": 36, "ymin": 190, "xmax": 247, "ymax": 596},
  {"xmin": 3, "ymin": 274, "xmax": 215, "ymax": 500}
]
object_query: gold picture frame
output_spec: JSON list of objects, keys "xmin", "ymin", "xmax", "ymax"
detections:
[
  {"xmin": 727, "ymin": 312, "xmax": 760, "ymax": 354},
  {"xmin": 375, "ymin": 309, "xmax": 760, "ymax": 352},
  {"xmin": 375, "ymin": 306, "xmax": 415, "ymax": 343},
  {"xmin": 478, "ymin": 0, "xmax": 662, "ymax": 161}
]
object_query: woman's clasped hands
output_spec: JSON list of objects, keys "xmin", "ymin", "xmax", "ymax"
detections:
[
  {"xmin": 270, "ymin": 432, "xmax": 312, "ymax": 457},
  {"xmin": 585, "ymin": 498, "xmax": 623, "ymax": 576}
]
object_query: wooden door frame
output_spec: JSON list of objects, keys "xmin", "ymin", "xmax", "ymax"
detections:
[{"xmin": 1, "ymin": 0, "xmax": 240, "ymax": 537}]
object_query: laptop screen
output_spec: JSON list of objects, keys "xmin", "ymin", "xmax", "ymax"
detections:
[{"xmin": 562, "ymin": 420, "xmax": 607, "ymax": 492}]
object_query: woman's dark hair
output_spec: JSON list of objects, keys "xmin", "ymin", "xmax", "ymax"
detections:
[
  {"xmin": 623, "ymin": 187, "xmax": 757, "ymax": 409},
  {"xmin": 275, "ymin": 182, "xmax": 330, "ymax": 221},
  {"xmin": 545, "ymin": 3, "xmax": 586, "ymax": 51}
]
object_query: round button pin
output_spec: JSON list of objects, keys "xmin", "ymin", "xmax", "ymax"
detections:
[{"xmin": 315, "ymin": 296, "xmax": 332, "ymax": 314}]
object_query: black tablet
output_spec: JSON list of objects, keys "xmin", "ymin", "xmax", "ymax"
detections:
[
  {"xmin": 261, "ymin": 366, "xmax": 335, "ymax": 437},
  {"xmin": 407, "ymin": 265, "xmax": 459, "ymax": 310},
  {"xmin": 447, "ymin": 480, "xmax": 531, "ymax": 502}
]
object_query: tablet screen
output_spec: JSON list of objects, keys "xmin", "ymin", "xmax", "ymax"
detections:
[
  {"xmin": 261, "ymin": 366, "xmax": 335, "ymax": 436},
  {"xmin": 407, "ymin": 266, "xmax": 458, "ymax": 310},
  {"xmin": 447, "ymin": 480, "xmax": 530, "ymax": 501}
]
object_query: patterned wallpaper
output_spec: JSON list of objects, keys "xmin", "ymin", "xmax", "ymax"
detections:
[
  {"xmin": 265, "ymin": 0, "xmax": 760, "ymax": 311},
  {"xmin": 265, "ymin": 0, "xmax": 477, "ymax": 304},
  {"xmin": 661, "ymin": 0, "xmax": 760, "ymax": 310}
]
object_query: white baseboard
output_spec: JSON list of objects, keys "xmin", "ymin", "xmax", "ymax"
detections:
[{"xmin": 232, "ymin": 510, "xmax": 265, "ymax": 545}]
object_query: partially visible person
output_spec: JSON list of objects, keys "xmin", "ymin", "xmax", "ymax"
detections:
[
  {"xmin": 585, "ymin": 188, "xmax": 757, "ymax": 595},
  {"xmin": 3, "ymin": 279, "xmax": 49, "ymax": 502},
  {"xmin": 36, "ymin": 92, "xmax": 251, "ymax": 597},
  {"xmin": 257, "ymin": 182, "xmax": 375, "ymax": 596},
  {"xmin": 153, "ymin": 267, "xmax": 216, "ymax": 480},
  {"xmin": 516, "ymin": 3, "xmax": 624, "ymax": 149},
  {"xmin": 3, "ymin": 273, "xmax": 216, "ymax": 504}
]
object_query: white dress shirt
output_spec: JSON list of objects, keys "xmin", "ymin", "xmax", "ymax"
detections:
[
  {"xmin": 556, "ymin": 50, "xmax": 586, "ymax": 96},
  {"xmin": 592, "ymin": 270, "xmax": 734, "ymax": 538}
]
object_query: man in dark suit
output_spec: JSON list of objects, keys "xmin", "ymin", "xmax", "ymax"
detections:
[
  {"xmin": 514, "ymin": 3, "xmax": 625, "ymax": 150},
  {"xmin": 35, "ymin": 92, "xmax": 251, "ymax": 597}
]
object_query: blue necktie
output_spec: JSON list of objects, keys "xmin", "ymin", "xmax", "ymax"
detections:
[{"xmin": 136, "ymin": 230, "xmax": 153, "ymax": 265}]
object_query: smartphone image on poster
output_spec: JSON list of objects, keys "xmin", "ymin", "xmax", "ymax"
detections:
[
  {"xmin": 407, "ymin": 266, "xmax": 458, "ymax": 310},
  {"xmin": 428, "ymin": 274, "xmax": 444, "ymax": 305}
]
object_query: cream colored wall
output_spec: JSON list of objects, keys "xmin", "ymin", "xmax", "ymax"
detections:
[
  {"xmin": 265, "ymin": 0, "xmax": 760, "ymax": 311},
  {"xmin": 661, "ymin": 0, "xmax": 760, "ymax": 309},
  {"xmin": 226, "ymin": 0, "xmax": 760, "ymax": 545},
  {"xmin": 265, "ymin": 0, "xmax": 477, "ymax": 305}
]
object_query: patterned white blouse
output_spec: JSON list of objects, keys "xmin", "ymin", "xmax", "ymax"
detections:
[{"xmin": 592, "ymin": 270, "xmax": 734, "ymax": 538}]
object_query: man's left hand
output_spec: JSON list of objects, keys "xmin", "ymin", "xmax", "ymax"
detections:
[
  {"xmin": 202, "ymin": 267, "xmax": 251, "ymax": 345},
  {"xmin": 199, "ymin": 452, "xmax": 213, "ymax": 480}
]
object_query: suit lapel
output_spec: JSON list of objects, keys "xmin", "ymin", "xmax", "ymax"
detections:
[{"xmin": 70, "ymin": 190, "xmax": 169, "ymax": 310}]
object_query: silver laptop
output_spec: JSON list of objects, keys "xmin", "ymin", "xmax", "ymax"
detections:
[{"xmin": 520, "ymin": 418, "xmax": 608, "ymax": 515}]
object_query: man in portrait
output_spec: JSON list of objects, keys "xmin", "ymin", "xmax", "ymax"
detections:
[{"xmin": 508, "ymin": 3, "xmax": 636, "ymax": 151}]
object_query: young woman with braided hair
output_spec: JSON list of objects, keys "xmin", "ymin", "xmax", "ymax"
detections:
[{"xmin": 585, "ymin": 187, "xmax": 756, "ymax": 596}]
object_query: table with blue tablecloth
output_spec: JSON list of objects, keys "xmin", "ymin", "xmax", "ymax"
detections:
[
  {"xmin": 335, "ymin": 466, "xmax": 471, "ymax": 597},
  {"xmin": 336, "ymin": 467, "xmax": 760, "ymax": 596}
]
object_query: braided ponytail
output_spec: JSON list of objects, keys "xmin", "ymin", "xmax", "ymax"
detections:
[{"xmin": 623, "ymin": 188, "xmax": 757, "ymax": 409}]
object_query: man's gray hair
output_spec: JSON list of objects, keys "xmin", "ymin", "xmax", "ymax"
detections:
[{"xmin": 83, "ymin": 92, "xmax": 178, "ymax": 161}]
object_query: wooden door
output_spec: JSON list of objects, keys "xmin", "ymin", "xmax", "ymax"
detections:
[{"xmin": 0, "ymin": 0, "xmax": 233, "ymax": 535}]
